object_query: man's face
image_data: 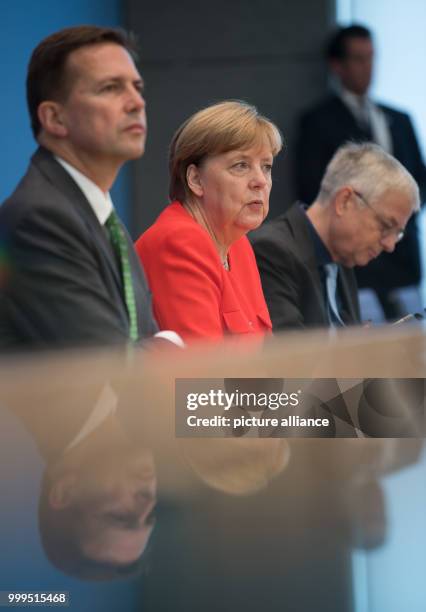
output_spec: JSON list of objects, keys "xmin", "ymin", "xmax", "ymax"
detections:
[
  {"xmin": 59, "ymin": 42, "xmax": 146, "ymax": 165},
  {"xmin": 330, "ymin": 188, "xmax": 414, "ymax": 268},
  {"xmin": 332, "ymin": 36, "xmax": 374, "ymax": 95},
  {"xmin": 71, "ymin": 446, "xmax": 156, "ymax": 565}
]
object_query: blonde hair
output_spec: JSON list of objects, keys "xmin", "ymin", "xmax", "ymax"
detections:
[
  {"xmin": 181, "ymin": 437, "xmax": 290, "ymax": 496},
  {"xmin": 169, "ymin": 100, "xmax": 283, "ymax": 201}
]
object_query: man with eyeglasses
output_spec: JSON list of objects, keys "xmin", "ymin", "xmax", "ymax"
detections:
[
  {"xmin": 295, "ymin": 24, "xmax": 426, "ymax": 320},
  {"xmin": 250, "ymin": 143, "xmax": 420, "ymax": 330}
]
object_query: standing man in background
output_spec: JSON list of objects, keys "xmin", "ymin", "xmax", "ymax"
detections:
[
  {"xmin": 0, "ymin": 26, "xmax": 160, "ymax": 350},
  {"xmin": 295, "ymin": 24, "xmax": 426, "ymax": 320}
]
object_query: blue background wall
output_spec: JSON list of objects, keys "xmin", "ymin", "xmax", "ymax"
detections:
[
  {"xmin": 1, "ymin": 0, "xmax": 130, "ymax": 226},
  {"xmin": 1, "ymin": 4, "xmax": 140, "ymax": 608},
  {"xmin": 0, "ymin": 406, "xmax": 142, "ymax": 611}
]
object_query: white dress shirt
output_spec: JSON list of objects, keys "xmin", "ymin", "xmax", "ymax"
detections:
[
  {"xmin": 55, "ymin": 156, "xmax": 113, "ymax": 224},
  {"xmin": 340, "ymin": 88, "xmax": 393, "ymax": 154},
  {"xmin": 55, "ymin": 156, "xmax": 184, "ymax": 349}
]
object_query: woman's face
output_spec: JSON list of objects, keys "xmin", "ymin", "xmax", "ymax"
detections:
[{"xmin": 189, "ymin": 141, "xmax": 274, "ymax": 245}]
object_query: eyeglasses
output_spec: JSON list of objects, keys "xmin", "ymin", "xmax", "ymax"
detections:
[{"xmin": 352, "ymin": 189, "xmax": 405, "ymax": 243}]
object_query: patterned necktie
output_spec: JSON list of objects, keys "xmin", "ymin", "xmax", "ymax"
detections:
[
  {"xmin": 106, "ymin": 210, "xmax": 139, "ymax": 342},
  {"xmin": 323, "ymin": 263, "xmax": 344, "ymax": 327}
]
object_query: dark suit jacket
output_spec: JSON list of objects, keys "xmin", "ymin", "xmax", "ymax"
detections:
[
  {"xmin": 0, "ymin": 147, "xmax": 158, "ymax": 351},
  {"xmin": 249, "ymin": 204, "xmax": 361, "ymax": 330},
  {"xmin": 296, "ymin": 94, "xmax": 426, "ymax": 290}
]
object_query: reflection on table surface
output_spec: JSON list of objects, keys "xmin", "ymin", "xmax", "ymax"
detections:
[{"xmin": 0, "ymin": 325, "xmax": 425, "ymax": 611}]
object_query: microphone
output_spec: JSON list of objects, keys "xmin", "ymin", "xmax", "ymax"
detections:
[{"xmin": 391, "ymin": 312, "xmax": 424, "ymax": 326}]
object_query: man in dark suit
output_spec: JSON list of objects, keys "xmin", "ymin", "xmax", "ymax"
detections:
[
  {"xmin": 295, "ymin": 24, "xmax": 426, "ymax": 320},
  {"xmin": 0, "ymin": 26, "xmax": 160, "ymax": 350},
  {"xmin": 2, "ymin": 363, "xmax": 157, "ymax": 580},
  {"xmin": 250, "ymin": 143, "xmax": 419, "ymax": 330}
]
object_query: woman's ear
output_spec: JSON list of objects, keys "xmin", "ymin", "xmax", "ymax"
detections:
[
  {"xmin": 37, "ymin": 101, "xmax": 68, "ymax": 138},
  {"xmin": 186, "ymin": 164, "xmax": 204, "ymax": 198}
]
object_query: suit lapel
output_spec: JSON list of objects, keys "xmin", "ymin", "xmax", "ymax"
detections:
[
  {"xmin": 338, "ymin": 269, "xmax": 360, "ymax": 324},
  {"xmin": 31, "ymin": 147, "xmax": 124, "ymax": 293},
  {"xmin": 285, "ymin": 205, "xmax": 328, "ymax": 321},
  {"xmin": 286, "ymin": 205, "xmax": 321, "ymax": 275},
  {"xmin": 337, "ymin": 269, "xmax": 356, "ymax": 323},
  {"xmin": 330, "ymin": 95, "xmax": 372, "ymax": 141},
  {"xmin": 379, "ymin": 105, "xmax": 399, "ymax": 153}
]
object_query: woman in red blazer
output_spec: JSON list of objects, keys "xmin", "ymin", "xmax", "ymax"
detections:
[{"xmin": 135, "ymin": 101, "xmax": 282, "ymax": 343}]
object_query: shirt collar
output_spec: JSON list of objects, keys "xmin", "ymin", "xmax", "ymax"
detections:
[
  {"xmin": 339, "ymin": 87, "xmax": 374, "ymax": 115},
  {"xmin": 55, "ymin": 156, "xmax": 113, "ymax": 225},
  {"xmin": 64, "ymin": 384, "xmax": 118, "ymax": 453}
]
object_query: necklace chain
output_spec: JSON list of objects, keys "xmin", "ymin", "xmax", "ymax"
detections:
[{"xmin": 183, "ymin": 201, "xmax": 229, "ymax": 271}]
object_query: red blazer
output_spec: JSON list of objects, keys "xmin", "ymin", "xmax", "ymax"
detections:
[{"xmin": 135, "ymin": 202, "xmax": 272, "ymax": 342}]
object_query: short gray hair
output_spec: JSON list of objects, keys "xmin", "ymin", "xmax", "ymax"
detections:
[{"xmin": 318, "ymin": 142, "xmax": 420, "ymax": 211}]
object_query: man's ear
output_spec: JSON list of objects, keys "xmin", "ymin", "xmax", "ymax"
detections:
[
  {"xmin": 186, "ymin": 164, "xmax": 204, "ymax": 198},
  {"xmin": 48, "ymin": 473, "xmax": 76, "ymax": 509},
  {"xmin": 334, "ymin": 186, "xmax": 352, "ymax": 216},
  {"xmin": 37, "ymin": 101, "xmax": 68, "ymax": 138}
]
